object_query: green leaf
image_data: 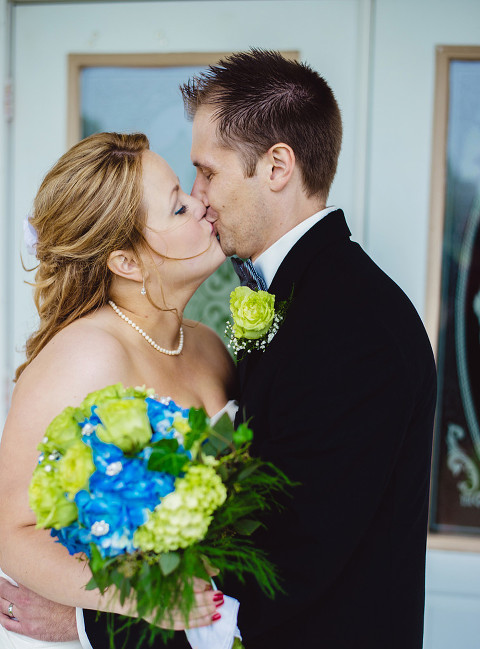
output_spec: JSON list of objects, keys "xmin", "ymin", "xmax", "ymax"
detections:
[
  {"xmin": 159, "ymin": 552, "xmax": 181, "ymax": 576},
  {"xmin": 203, "ymin": 415, "xmax": 235, "ymax": 455},
  {"xmin": 233, "ymin": 423, "xmax": 253, "ymax": 446},
  {"xmin": 119, "ymin": 576, "xmax": 131, "ymax": 604},
  {"xmin": 110, "ymin": 570, "xmax": 124, "ymax": 591},
  {"xmin": 148, "ymin": 451, "xmax": 189, "ymax": 476},
  {"xmin": 233, "ymin": 518, "xmax": 262, "ymax": 535},
  {"xmin": 85, "ymin": 575, "xmax": 98, "ymax": 591},
  {"xmin": 216, "ymin": 463, "xmax": 229, "ymax": 481},
  {"xmin": 183, "ymin": 428, "xmax": 205, "ymax": 451},
  {"xmin": 189, "ymin": 408, "xmax": 208, "ymax": 433},
  {"xmin": 89, "ymin": 544, "xmax": 104, "ymax": 573},
  {"xmin": 203, "ymin": 435, "xmax": 229, "ymax": 454},
  {"xmin": 237, "ymin": 459, "xmax": 263, "ymax": 482},
  {"xmin": 232, "ymin": 638, "xmax": 246, "ymax": 649},
  {"xmin": 212, "ymin": 413, "xmax": 235, "ymax": 440},
  {"xmin": 150, "ymin": 438, "xmax": 179, "ymax": 453},
  {"xmin": 200, "ymin": 440, "xmax": 219, "ymax": 457}
]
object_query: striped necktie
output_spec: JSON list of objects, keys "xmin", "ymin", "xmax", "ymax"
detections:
[{"xmin": 231, "ymin": 257, "xmax": 268, "ymax": 291}]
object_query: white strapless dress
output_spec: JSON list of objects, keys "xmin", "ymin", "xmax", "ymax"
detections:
[{"xmin": 0, "ymin": 401, "xmax": 239, "ymax": 649}]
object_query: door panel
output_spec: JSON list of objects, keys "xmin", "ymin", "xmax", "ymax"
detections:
[{"xmin": 11, "ymin": 0, "xmax": 360, "ymax": 376}]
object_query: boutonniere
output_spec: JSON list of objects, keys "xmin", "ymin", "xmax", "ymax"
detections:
[{"xmin": 225, "ymin": 286, "xmax": 290, "ymax": 359}]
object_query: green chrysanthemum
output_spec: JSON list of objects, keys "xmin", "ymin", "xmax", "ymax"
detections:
[{"xmin": 134, "ymin": 465, "xmax": 227, "ymax": 553}]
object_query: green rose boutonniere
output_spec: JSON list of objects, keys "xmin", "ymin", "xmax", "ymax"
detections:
[{"xmin": 225, "ymin": 286, "xmax": 290, "ymax": 358}]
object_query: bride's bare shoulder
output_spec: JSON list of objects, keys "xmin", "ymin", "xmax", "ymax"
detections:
[
  {"xmin": 14, "ymin": 316, "xmax": 130, "ymax": 408},
  {"xmin": 41, "ymin": 317, "xmax": 127, "ymax": 365},
  {"xmin": 184, "ymin": 320, "xmax": 230, "ymax": 356},
  {"xmin": 184, "ymin": 320, "xmax": 236, "ymax": 384}
]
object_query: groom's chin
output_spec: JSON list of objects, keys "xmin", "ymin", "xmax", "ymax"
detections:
[{"xmin": 216, "ymin": 235, "xmax": 239, "ymax": 259}]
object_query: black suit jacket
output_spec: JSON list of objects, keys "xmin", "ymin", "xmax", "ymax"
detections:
[
  {"xmin": 225, "ymin": 209, "xmax": 436, "ymax": 648},
  {"xmin": 85, "ymin": 210, "xmax": 436, "ymax": 648}
]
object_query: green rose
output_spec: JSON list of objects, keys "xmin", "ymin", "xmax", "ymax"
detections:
[
  {"xmin": 38, "ymin": 406, "xmax": 82, "ymax": 455},
  {"xmin": 230, "ymin": 286, "xmax": 275, "ymax": 340},
  {"xmin": 96, "ymin": 398, "xmax": 152, "ymax": 454},
  {"xmin": 29, "ymin": 464, "xmax": 78, "ymax": 529},
  {"xmin": 57, "ymin": 441, "xmax": 95, "ymax": 499},
  {"xmin": 79, "ymin": 383, "xmax": 126, "ymax": 418}
]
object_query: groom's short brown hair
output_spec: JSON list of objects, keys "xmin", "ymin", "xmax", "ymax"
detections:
[{"xmin": 181, "ymin": 49, "xmax": 342, "ymax": 200}]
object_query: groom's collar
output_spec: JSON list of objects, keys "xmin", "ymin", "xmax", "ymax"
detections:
[{"xmin": 253, "ymin": 205, "xmax": 338, "ymax": 289}]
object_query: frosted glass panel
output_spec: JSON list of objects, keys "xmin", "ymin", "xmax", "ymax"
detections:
[{"xmin": 80, "ymin": 65, "xmax": 202, "ymax": 189}]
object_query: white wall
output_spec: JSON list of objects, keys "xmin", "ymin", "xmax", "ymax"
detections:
[
  {"xmin": 0, "ymin": 0, "xmax": 10, "ymax": 425},
  {"xmin": 368, "ymin": 0, "xmax": 480, "ymax": 315},
  {"xmin": 425, "ymin": 550, "xmax": 480, "ymax": 649},
  {"xmin": 368, "ymin": 2, "xmax": 480, "ymax": 645}
]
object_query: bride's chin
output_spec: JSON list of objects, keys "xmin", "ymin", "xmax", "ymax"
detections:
[{"xmin": 204, "ymin": 254, "xmax": 227, "ymax": 278}]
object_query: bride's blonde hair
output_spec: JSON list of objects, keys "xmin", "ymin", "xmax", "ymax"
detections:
[{"xmin": 15, "ymin": 132, "xmax": 150, "ymax": 381}]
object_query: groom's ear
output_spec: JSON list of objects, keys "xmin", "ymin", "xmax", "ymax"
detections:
[
  {"xmin": 107, "ymin": 250, "xmax": 143, "ymax": 282},
  {"xmin": 265, "ymin": 143, "xmax": 295, "ymax": 191}
]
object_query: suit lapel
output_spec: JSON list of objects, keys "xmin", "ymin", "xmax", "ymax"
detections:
[
  {"xmin": 269, "ymin": 209, "xmax": 350, "ymax": 299},
  {"xmin": 236, "ymin": 210, "xmax": 351, "ymax": 395}
]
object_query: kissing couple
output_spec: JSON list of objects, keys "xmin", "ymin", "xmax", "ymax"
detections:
[{"xmin": 0, "ymin": 49, "xmax": 436, "ymax": 649}]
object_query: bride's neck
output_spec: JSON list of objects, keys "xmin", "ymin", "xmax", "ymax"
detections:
[{"xmin": 108, "ymin": 288, "xmax": 187, "ymax": 349}]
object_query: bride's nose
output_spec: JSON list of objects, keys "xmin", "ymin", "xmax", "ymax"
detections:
[
  {"xmin": 189, "ymin": 195, "xmax": 207, "ymax": 220},
  {"xmin": 191, "ymin": 176, "xmax": 209, "ymax": 208}
]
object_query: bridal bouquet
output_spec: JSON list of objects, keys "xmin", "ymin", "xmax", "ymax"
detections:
[{"xmin": 29, "ymin": 384, "xmax": 291, "ymax": 647}]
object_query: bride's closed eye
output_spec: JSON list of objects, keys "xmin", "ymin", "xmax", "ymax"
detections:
[{"xmin": 175, "ymin": 205, "xmax": 188, "ymax": 216}]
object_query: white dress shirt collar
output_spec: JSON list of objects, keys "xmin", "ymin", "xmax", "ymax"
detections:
[{"xmin": 254, "ymin": 206, "xmax": 338, "ymax": 289}]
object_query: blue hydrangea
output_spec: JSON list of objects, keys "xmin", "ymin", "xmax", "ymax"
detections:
[
  {"xmin": 146, "ymin": 398, "xmax": 189, "ymax": 442},
  {"xmin": 47, "ymin": 394, "xmax": 189, "ymax": 558}
]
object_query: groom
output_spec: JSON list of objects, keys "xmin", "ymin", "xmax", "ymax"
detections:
[{"xmin": 0, "ymin": 50, "xmax": 436, "ymax": 648}]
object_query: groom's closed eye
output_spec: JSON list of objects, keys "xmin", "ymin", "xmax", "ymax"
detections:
[{"xmin": 194, "ymin": 163, "xmax": 215, "ymax": 180}]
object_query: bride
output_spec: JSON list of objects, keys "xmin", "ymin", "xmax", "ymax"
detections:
[{"xmin": 0, "ymin": 132, "xmax": 237, "ymax": 647}]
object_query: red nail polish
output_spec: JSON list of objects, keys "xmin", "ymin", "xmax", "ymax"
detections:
[
  {"xmin": 212, "ymin": 612, "xmax": 221, "ymax": 621},
  {"xmin": 215, "ymin": 599, "xmax": 224, "ymax": 607},
  {"xmin": 213, "ymin": 592, "xmax": 223, "ymax": 601}
]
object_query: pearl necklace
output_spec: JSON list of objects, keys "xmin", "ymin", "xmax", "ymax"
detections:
[{"xmin": 108, "ymin": 300, "xmax": 184, "ymax": 356}]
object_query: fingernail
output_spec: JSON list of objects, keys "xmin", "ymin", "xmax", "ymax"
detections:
[
  {"xmin": 213, "ymin": 592, "xmax": 223, "ymax": 601},
  {"xmin": 212, "ymin": 613, "xmax": 221, "ymax": 622},
  {"xmin": 215, "ymin": 599, "xmax": 224, "ymax": 607}
]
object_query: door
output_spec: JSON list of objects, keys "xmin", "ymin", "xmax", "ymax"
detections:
[{"xmin": 9, "ymin": 0, "xmax": 361, "ymax": 388}]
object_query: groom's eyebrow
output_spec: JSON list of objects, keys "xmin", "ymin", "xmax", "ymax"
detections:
[{"xmin": 193, "ymin": 161, "xmax": 214, "ymax": 174}]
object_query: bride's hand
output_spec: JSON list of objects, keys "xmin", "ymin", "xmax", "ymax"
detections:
[{"xmin": 146, "ymin": 578, "xmax": 223, "ymax": 630}]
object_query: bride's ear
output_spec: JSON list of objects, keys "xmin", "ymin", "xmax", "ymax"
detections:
[{"xmin": 107, "ymin": 250, "xmax": 143, "ymax": 282}]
